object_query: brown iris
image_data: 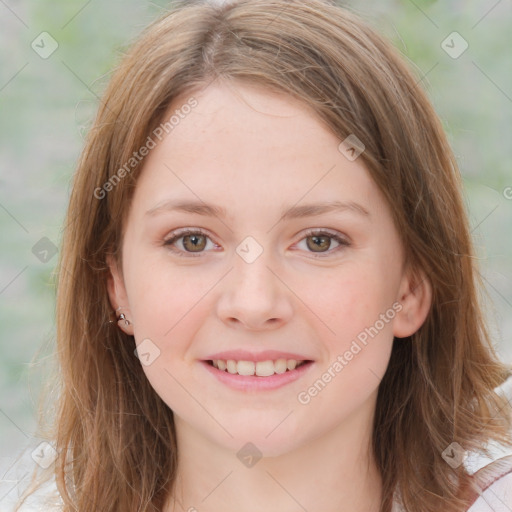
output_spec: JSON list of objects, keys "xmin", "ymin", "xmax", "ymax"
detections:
[
  {"xmin": 182, "ymin": 234, "xmax": 207, "ymax": 252},
  {"xmin": 306, "ymin": 235, "xmax": 331, "ymax": 252}
]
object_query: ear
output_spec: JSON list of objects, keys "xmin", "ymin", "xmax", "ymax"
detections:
[
  {"xmin": 106, "ymin": 253, "xmax": 134, "ymax": 336},
  {"xmin": 392, "ymin": 265, "xmax": 432, "ymax": 339}
]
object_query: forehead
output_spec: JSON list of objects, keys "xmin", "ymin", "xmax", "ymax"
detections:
[
  {"xmin": 129, "ymin": 81, "xmax": 380, "ymax": 222},
  {"xmin": 162, "ymin": 81, "xmax": 333, "ymax": 155}
]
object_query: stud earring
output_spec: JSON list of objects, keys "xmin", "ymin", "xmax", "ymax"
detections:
[
  {"xmin": 114, "ymin": 306, "xmax": 131, "ymax": 328},
  {"xmin": 117, "ymin": 313, "xmax": 131, "ymax": 326}
]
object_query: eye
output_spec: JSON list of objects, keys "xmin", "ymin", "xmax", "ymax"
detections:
[
  {"xmin": 163, "ymin": 228, "xmax": 217, "ymax": 257},
  {"xmin": 295, "ymin": 229, "xmax": 350, "ymax": 257},
  {"xmin": 163, "ymin": 228, "xmax": 350, "ymax": 258}
]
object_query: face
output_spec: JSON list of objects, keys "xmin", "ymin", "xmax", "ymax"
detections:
[{"xmin": 108, "ymin": 80, "xmax": 431, "ymax": 457}]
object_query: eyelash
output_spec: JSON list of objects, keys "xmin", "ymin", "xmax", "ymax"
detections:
[{"xmin": 163, "ymin": 228, "xmax": 350, "ymax": 258}]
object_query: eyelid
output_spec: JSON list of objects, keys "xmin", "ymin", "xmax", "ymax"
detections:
[
  {"xmin": 163, "ymin": 227, "xmax": 210, "ymax": 242},
  {"xmin": 300, "ymin": 227, "xmax": 348, "ymax": 241}
]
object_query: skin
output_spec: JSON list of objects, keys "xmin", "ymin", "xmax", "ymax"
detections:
[{"xmin": 107, "ymin": 79, "xmax": 432, "ymax": 512}]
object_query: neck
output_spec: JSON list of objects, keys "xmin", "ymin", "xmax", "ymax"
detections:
[{"xmin": 164, "ymin": 395, "xmax": 382, "ymax": 512}]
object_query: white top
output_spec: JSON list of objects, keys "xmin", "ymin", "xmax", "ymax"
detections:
[
  {"xmin": 465, "ymin": 376, "xmax": 512, "ymax": 510},
  {"xmin": 468, "ymin": 472, "xmax": 512, "ymax": 511},
  {"xmin": 390, "ymin": 472, "xmax": 512, "ymax": 511}
]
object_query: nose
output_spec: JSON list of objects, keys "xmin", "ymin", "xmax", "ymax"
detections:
[{"xmin": 216, "ymin": 247, "xmax": 293, "ymax": 331}]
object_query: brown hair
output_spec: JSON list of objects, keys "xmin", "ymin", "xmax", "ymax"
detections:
[{"xmin": 17, "ymin": 0, "xmax": 512, "ymax": 510}]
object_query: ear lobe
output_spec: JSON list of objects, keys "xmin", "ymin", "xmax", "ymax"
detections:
[
  {"xmin": 392, "ymin": 267, "xmax": 432, "ymax": 339},
  {"xmin": 106, "ymin": 254, "xmax": 134, "ymax": 336}
]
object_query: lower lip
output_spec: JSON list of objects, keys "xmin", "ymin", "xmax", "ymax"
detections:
[{"xmin": 200, "ymin": 360, "xmax": 315, "ymax": 391}]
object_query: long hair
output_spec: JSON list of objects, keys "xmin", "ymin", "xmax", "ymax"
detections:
[{"xmin": 17, "ymin": 1, "xmax": 512, "ymax": 510}]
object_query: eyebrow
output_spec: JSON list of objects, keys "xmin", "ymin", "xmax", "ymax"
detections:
[{"xmin": 145, "ymin": 199, "xmax": 370, "ymax": 220}]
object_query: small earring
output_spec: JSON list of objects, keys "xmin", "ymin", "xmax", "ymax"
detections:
[
  {"xmin": 115, "ymin": 307, "xmax": 131, "ymax": 327},
  {"xmin": 118, "ymin": 313, "xmax": 131, "ymax": 326}
]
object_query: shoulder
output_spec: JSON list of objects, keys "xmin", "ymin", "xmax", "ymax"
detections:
[
  {"xmin": 12, "ymin": 477, "xmax": 63, "ymax": 512},
  {"xmin": 5, "ymin": 470, "xmax": 63, "ymax": 512},
  {"xmin": 464, "ymin": 374, "xmax": 512, "ymax": 511},
  {"xmin": 467, "ymin": 472, "xmax": 512, "ymax": 512},
  {"xmin": 1, "ymin": 444, "xmax": 64, "ymax": 512},
  {"xmin": 391, "ymin": 475, "xmax": 512, "ymax": 512}
]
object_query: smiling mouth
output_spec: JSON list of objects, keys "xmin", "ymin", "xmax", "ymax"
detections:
[{"xmin": 205, "ymin": 359, "xmax": 312, "ymax": 377}]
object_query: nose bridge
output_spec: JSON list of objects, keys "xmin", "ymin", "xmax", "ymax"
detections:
[
  {"xmin": 232, "ymin": 241, "xmax": 278, "ymax": 303},
  {"xmin": 216, "ymin": 237, "xmax": 292, "ymax": 328}
]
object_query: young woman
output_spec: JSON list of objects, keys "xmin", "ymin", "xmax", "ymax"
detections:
[{"xmin": 17, "ymin": 0, "xmax": 512, "ymax": 511}]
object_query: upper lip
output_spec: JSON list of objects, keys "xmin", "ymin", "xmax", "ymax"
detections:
[{"xmin": 204, "ymin": 350, "xmax": 313, "ymax": 363}]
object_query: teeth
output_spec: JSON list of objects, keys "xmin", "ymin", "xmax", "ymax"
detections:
[
  {"xmin": 237, "ymin": 360, "xmax": 256, "ymax": 376},
  {"xmin": 287, "ymin": 360, "xmax": 297, "ymax": 370},
  {"xmin": 211, "ymin": 358, "xmax": 305, "ymax": 376},
  {"xmin": 255, "ymin": 360, "xmax": 275, "ymax": 377},
  {"xmin": 274, "ymin": 359, "xmax": 288, "ymax": 374}
]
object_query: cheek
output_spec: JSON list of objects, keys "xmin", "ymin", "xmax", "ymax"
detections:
[
  {"xmin": 302, "ymin": 261, "xmax": 397, "ymax": 396},
  {"xmin": 126, "ymin": 262, "xmax": 214, "ymax": 410},
  {"xmin": 307, "ymin": 263, "xmax": 397, "ymax": 343},
  {"xmin": 126, "ymin": 255, "xmax": 220, "ymax": 368}
]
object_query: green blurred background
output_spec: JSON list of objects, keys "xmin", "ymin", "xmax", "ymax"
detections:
[{"xmin": 1, "ymin": 0, "xmax": 511, "ymax": 506}]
